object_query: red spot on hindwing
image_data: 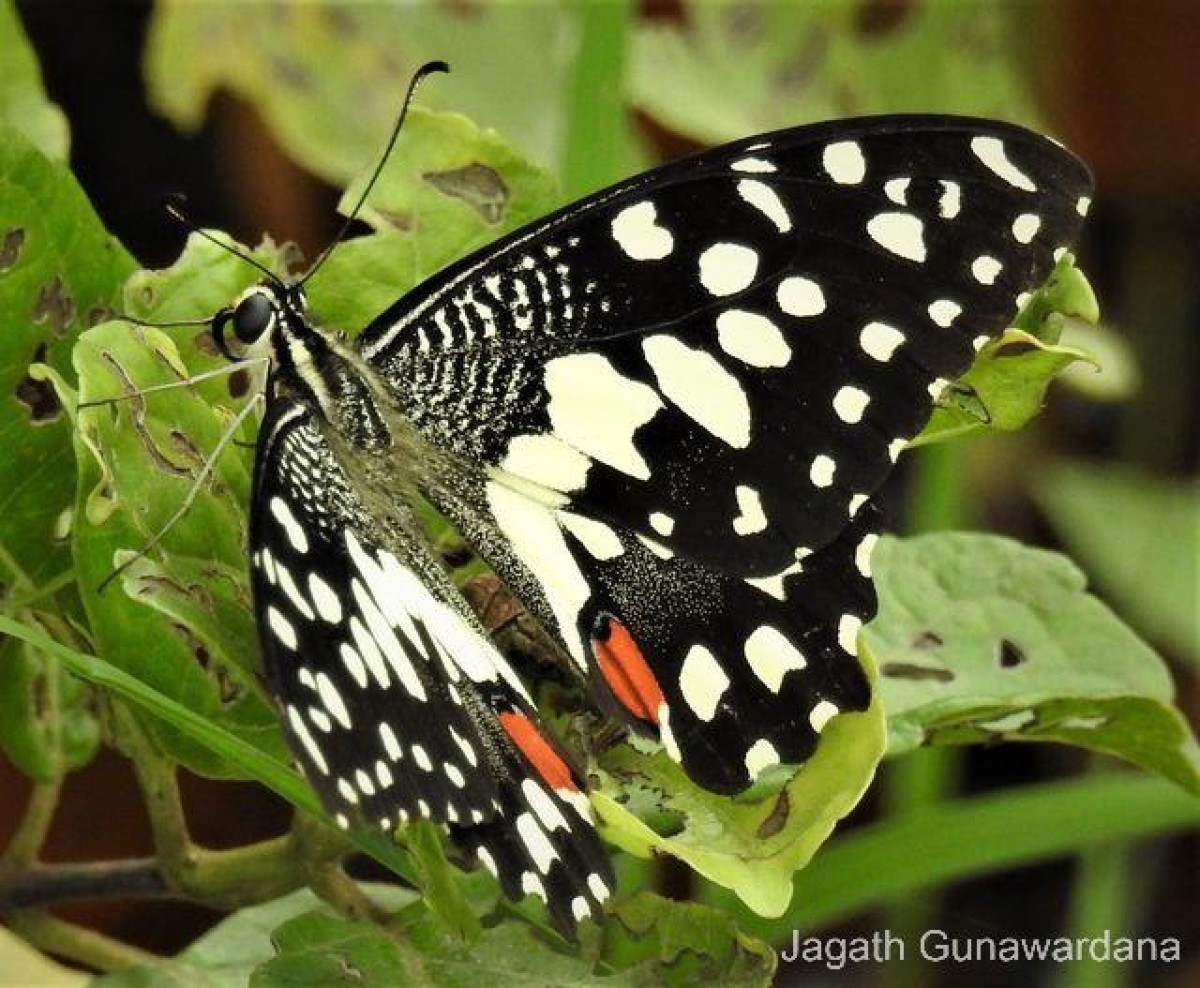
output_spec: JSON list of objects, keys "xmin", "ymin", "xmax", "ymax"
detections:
[
  {"xmin": 499, "ymin": 711, "xmax": 578, "ymax": 792},
  {"xmin": 591, "ymin": 614, "xmax": 664, "ymax": 725}
]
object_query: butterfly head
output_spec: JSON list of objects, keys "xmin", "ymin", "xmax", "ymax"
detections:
[{"xmin": 212, "ymin": 282, "xmax": 308, "ymax": 362}]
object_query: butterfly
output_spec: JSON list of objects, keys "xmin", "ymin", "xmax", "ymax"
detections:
[{"xmin": 199, "ymin": 86, "xmax": 1091, "ymax": 934}]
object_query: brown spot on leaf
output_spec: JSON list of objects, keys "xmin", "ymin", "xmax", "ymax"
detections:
[
  {"xmin": 168, "ymin": 429, "xmax": 208, "ymax": 472},
  {"xmin": 0, "ymin": 228, "xmax": 25, "ymax": 272},
  {"xmin": 15, "ymin": 343, "xmax": 62, "ymax": 424},
  {"xmin": 881, "ymin": 662, "xmax": 955, "ymax": 683},
  {"xmin": 756, "ymin": 790, "xmax": 790, "ymax": 839},
  {"xmin": 723, "ymin": 3, "xmax": 765, "ymax": 46},
  {"xmin": 424, "ymin": 163, "xmax": 509, "ymax": 225},
  {"xmin": 997, "ymin": 638, "xmax": 1027, "ymax": 668},
  {"xmin": 269, "ymin": 54, "xmax": 312, "ymax": 89},
  {"xmin": 193, "ymin": 330, "xmax": 221, "ymax": 357},
  {"xmin": 32, "ymin": 276, "xmax": 75, "ymax": 336},
  {"xmin": 911, "ymin": 630, "xmax": 944, "ymax": 650},
  {"xmin": 173, "ymin": 621, "xmax": 242, "ymax": 706},
  {"xmin": 776, "ymin": 27, "xmax": 830, "ymax": 94},
  {"xmin": 940, "ymin": 381, "xmax": 991, "ymax": 424},
  {"xmin": 855, "ymin": 0, "xmax": 915, "ymax": 36},
  {"xmin": 86, "ymin": 303, "xmax": 116, "ymax": 327},
  {"xmin": 994, "ymin": 339, "xmax": 1040, "ymax": 359},
  {"xmin": 227, "ymin": 368, "xmax": 251, "ymax": 398}
]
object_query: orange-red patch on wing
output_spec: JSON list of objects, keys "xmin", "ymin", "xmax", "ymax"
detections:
[
  {"xmin": 499, "ymin": 711, "xmax": 578, "ymax": 792},
  {"xmin": 591, "ymin": 615, "xmax": 663, "ymax": 725}
]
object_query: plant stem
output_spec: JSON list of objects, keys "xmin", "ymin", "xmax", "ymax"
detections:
[
  {"xmin": 562, "ymin": 0, "xmax": 635, "ymax": 200},
  {"xmin": 3, "ymin": 779, "xmax": 62, "ymax": 867},
  {"xmin": 4, "ymin": 909, "xmax": 159, "ymax": 973},
  {"xmin": 0, "ymin": 858, "xmax": 168, "ymax": 909}
]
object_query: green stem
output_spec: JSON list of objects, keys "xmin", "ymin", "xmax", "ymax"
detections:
[
  {"xmin": 4, "ymin": 909, "xmax": 159, "ymax": 973},
  {"xmin": 562, "ymin": 0, "xmax": 636, "ymax": 199},
  {"xmin": 2, "ymin": 780, "xmax": 62, "ymax": 867},
  {"xmin": 879, "ymin": 441, "xmax": 970, "ymax": 986},
  {"xmin": 110, "ymin": 703, "xmax": 192, "ymax": 866}
]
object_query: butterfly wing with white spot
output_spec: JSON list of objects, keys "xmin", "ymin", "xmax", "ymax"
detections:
[
  {"xmin": 359, "ymin": 116, "xmax": 1091, "ymax": 579},
  {"xmin": 249, "ymin": 400, "xmax": 612, "ymax": 932},
  {"xmin": 430, "ymin": 470, "xmax": 878, "ymax": 793}
]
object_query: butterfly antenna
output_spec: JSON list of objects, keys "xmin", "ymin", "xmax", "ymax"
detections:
[
  {"xmin": 165, "ymin": 197, "xmax": 286, "ymax": 288},
  {"xmin": 298, "ymin": 60, "xmax": 450, "ymax": 288},
  {"xmin": 78, "ymin": 356, "xmax": 268, "ymax": 410},
  {"xmin": 97, "ymin": 392, "xmax": 264, "ymax": 594}
]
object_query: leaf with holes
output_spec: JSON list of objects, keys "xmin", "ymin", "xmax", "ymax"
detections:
[
  {"xmin": 593, "ymin": 648, "xmax": 884, "ymax": 919},
  {"xmin": 632, "ymin": 1, "xmax": 1039, "ymax": 146},
  {"xmin": 914, "ymin": 252, "xmax": 1099, "ymax": 446},
  {"xmin": 146, "ymin": 3, "xmax": 576, "ymax": 181},
  {"xmin": 866, "ymin": 533, "xmax": 1200, "ymax": 793},
  {"xmin": 71, "ymin": 288, "xmax": 280, "ymax": 777},
  {"xmin": 0, "ymin": 121, "xmax": 134, "ymax": 590}
]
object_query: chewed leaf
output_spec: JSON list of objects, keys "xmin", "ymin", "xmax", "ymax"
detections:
[
  {"xmin": 915, "ymin": 328, "xmax": 1096, "ymax": 445},
  {"xmin": 0, "ymin": 122, "xmax": 134, "ymax": 588},
  {"xmin": 914, "ymin": 253, "xmax": 1100, "ymax": 446},
  {"xmin": 594, "ymin": 648, "xmax": 885, "ymax": 918},
  {"xmin": 867, "ymin": 533, "xmax": 1200, "ymax": 794},
  {"xmin": 72, "ymin": 294, "xmax": 278, "ymax": 777},
  {"xmin": 145, "ymin": 4, "xmax": 575, "ymax": 180}
]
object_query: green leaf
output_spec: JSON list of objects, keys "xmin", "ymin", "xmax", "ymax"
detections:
[
  {"xmin": 303, "ymin": 107, "xmax": 560, "ymax": 335},
  {"xmin": 91, "ymin": 887, "xmax": 418, "ymax": 988},
  {"xmin": 594, "ymin": 648, "xmax": 884, "ymax": 918},
  {"xmin": 602, "ymin": 892, "xmax": 776, "ymax": 987},
  {"xmin": 0, "ymin": 625, "xmax": 98, "ymax": 782},
  {"xmin": 0, "ymin": 120, "xmax": 129, "ymax": 782},
  {"xmin": 1031, "ymin": 462, "xmax": 1200, "ymax": 667},
  {"xmin": 70, "ymin": 289, "xmax": 287, "ymax": 776},
  {"xmin": 0, "ymin": 612, "xmax": 419, "ymax": 889},
  {"xmin": 334, "ymin": 107, "xmax": 560, "ymax": 269},
  {"xmin": 250, "ymin": 888, "xmax": 776, "ymax": 986},
  {"xmin": 145, "ymin": 3, "xmax": 578, "ymax": 180},
  {"xmin": 632, "ymin": 1, "xmax": 1041, "ymax": 146},
  {"xmin": 0, "ymin": 0, "xmax": 69, "ymax": 158},
  {"xmin": 867, "ymin": 533, "xmax": 1200, "ymax": 793},
  {"xmin": 705, "ymin": 773, "xmax": 1200, "ymax": 938},
  {"xmin": 403, "ymin": 820, "xmax": 482, "ymax": 942},
  {"xmin": 915, "ymin": 253, "xmax": 1100, "ymax": 446},
  {"xmin": 0, "ymin": 120, "xmax": 134, "ymax": 589}
]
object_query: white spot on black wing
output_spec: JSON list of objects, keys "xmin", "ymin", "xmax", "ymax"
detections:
[
  {"xmin": 611, "ymin": 201, "xmax": 674, "ymax": 261},
  {"xmin": 822, "ymin": 140, "xmax": 866, "ymax": 184},
  {"xmin": 698, "ymin": 242, "xmax": 759, "ymax": 296}
]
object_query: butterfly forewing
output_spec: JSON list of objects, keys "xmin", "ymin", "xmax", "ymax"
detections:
[
  {"xmin": 359, "ymin": 116, "xmax": 1092, "ymax": 577},
  {"xmin": 249, "ymin": 400, "xmax": 612, "ymax": 932},
  {"xmin": 351, "ymin": 115, "xmax": 1090, "ymax": 788}
]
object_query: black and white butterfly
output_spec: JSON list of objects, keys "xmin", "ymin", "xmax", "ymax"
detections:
[{"xmin": 201, "ymin": 98, "xmax": 1091, "ymax": 934}]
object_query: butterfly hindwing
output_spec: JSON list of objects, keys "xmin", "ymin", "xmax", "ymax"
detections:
[
  {"xmin": 359, "ymin": 116, "xmax": 1092, "ymax": 580},
  {"xmin": 427, "ymin": 469, "xmax": 877, "ymax": 794},
  {"xmin": 249, "ymin": 400, "xmax": 613, "ymax": 932}
]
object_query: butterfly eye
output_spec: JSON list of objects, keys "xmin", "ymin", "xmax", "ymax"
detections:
[{"xmin": 233, "ymin": 291, "xmax": 276, "ymax": 344}]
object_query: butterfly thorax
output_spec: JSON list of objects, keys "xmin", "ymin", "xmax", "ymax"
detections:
[{"xmin": 225, "ymin": 283, "xmax": 460, "ymax": 504}]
